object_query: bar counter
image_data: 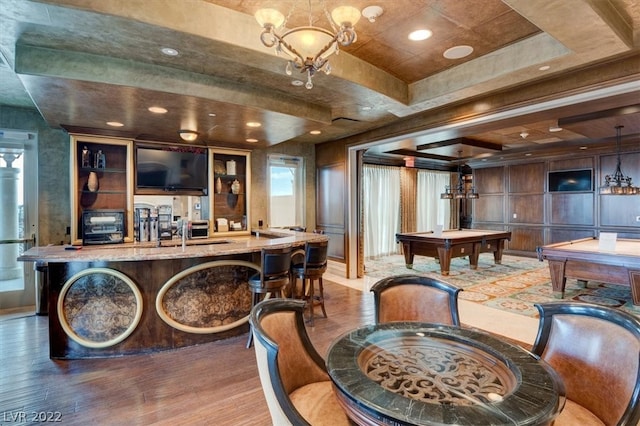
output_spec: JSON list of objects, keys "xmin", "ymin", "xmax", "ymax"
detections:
[{"xmin": 19, "ymin": 230, "xmax": 326, "ymax": 359}]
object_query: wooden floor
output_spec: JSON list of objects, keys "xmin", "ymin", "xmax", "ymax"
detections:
[{"xmin": 0, "ymin": 280, "xmax": 375, "ymax": 425}]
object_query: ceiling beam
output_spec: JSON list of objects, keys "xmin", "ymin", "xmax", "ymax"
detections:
[
  {"xmin": 416, "ymin": 137, "xmax": 503, "ymax": 152},
  {"xmin": 558, "ymin": 104, "xmax": 640, "ymax": 126}
]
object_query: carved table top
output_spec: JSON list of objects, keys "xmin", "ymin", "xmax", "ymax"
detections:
[{"xmin": 327, "ymin": 322, "xmax": 565, "ymax": 426}]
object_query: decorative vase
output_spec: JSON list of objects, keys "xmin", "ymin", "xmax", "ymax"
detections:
[
  {"xmin": 231, "ymin": 179, "xmax": 240, "ymax": 194},
  {"xmin": 87, "ymin": 171, "xmax": 99, "ymax": 192},
  {"xmin": 216, "ymin": 177, "xmax": 222, "ymax": 194}
]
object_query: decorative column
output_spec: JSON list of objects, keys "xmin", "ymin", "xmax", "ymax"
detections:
[{"xmin": 0, "ymin": 153, "xmax": 22, "ymax": 280}]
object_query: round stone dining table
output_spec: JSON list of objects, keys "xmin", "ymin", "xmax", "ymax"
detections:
[{"xmin": 326, "ymin": 322, "xmax": 565, "ymax": 426}]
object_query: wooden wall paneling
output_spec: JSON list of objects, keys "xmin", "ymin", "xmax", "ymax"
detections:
[
  {"xmin": 317, "ymin": 163, "xmax": 346, "ymax": 260},
  {"xmin": 474, "ymin": 167, "xmax": 504, "ymax": 193},
  {"xmin": 599, "ymin": 151, "xmax": 640, "ymax": 228},
  {"xmin": 549, "ymin": 193, "xmax": 594, "ymax": 225},
  {"xmin": 600, "ymin": 196, "xmax": 640, "ymax": 228},
  {"xmin": 473, "ymin": 195, "xmax": 505, "ymax": 223},
  {"xmin": 509, "ymin": 163, "xmax": 545, "ymax": 193},
  {"xmin": 549, "ymin": 157, "xmax": 594, "ymax": 171},
  {"xmin": 508, "ymin": 227, "xmax": 544, "ymax": 252},
  {"xmin": 509, "ymin": 195, "xmax": 544, "ymax": 224},
  {"xmin": 546, "ymin": 228, "xmax": 595, "ymax": 244}
]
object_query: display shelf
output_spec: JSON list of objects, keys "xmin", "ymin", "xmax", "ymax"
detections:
[
  {"xmin": 210, "ymin": 149, "xmax": 251, "ymax": 235},
  {"xmin": 70, "ymin": 135, "xmax": 134, "ymax": 245}
]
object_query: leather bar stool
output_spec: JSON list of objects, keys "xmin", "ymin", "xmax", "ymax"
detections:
[
  {"xmin": 246, "ymin": 246, "xmax": 292, "ymax": 348},
  {"xmin": 291, "ymin": 240, "xmax": 328, "ymax": 326}
]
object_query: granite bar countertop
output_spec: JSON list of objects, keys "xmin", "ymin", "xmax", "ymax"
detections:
[{"xmin": 18, "ymin": 229, "xmax": 326, "ymax": 263}]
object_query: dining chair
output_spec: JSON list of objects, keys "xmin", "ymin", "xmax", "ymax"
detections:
[
  {"xmin": 291, "ymin": 240, "xmax": 328, "ymax": 326},
  {"xmin": 531, "ymin": 302, "xmax": 640, "ymax": 426},
  {"xmin": 246, "ymin": 246, "xmax": 292, "ymax": 348},
  {"xmin": 250, "ymin": 298, "xmax": 351, "ymax": 426},
  {"xmin": 370, "ymin": 274, "xmax": 462, "ymax": 325}
]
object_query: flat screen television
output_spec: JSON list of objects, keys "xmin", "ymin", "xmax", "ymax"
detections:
[
  {"xmin": 135, "ymin": 144, "xmax": 208, "ymax": 195},
  {"xmin": 548, "ymin": 169, "xmax": 593, "ymax": 192}
]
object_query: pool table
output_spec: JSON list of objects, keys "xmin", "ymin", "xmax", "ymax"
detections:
[
  {"xmin": 538, "ymin": 237, "xmax": 640, "ymax": 306},
  {"xmin": 396, "ymin": 229, "xmax": 512, "ymax": 275}
]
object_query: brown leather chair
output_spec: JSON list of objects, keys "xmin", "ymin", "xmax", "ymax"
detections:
[
  {"xmin": 370, "ymin": 274, "xmax": 462, "ymax": 325},
  {"xmin": 531, "ymin": 302, "xmax": 640, "ymax": 426},
  {"xmin": 291, "ymin": 240, "xmax": 328, "ymax": 326},
  {"xmin": 246, "ymin": 246, "xmax": 292, "ymax": 348},
  {"xmin": 250, "ymin": 298, "xmax": 351, "ymax": 425}
]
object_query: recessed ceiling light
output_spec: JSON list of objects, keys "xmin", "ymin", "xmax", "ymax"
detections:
[
  {"xmin": 246, "ymin": 122, "xmax": 261, "ymax": 128},
  {"xmin": 310, "ymin": 130, "xmax": 321, "ymax": 135},
  {"xmin": 525, "ymin": 153, "xmax": 532, "ymax": 156},
  {"xmin": 580, "ymin": 146, "xmax": 588, "ymax": 150},
  {"xmin": 178, "ymin": 130, "xmax": 198, "ymax": 142},
  {"xmin": 208, "ymin": 113, "xmax": 216, "ymax": 117},
  {"xmin": 408, "ymin": 29, "xmax": 432, "ymax": 41},
  {"xmin": 106, "ymin": 121, "xmax": 124, "ymax": 127},
  {"xmin": 443, "ymin": 45, "xmax": 473, "ymax": 59},
  {"xmin": 161, "ymin": 47, "xmax": 179, "ymax": 56},
  {"xmin": 148, "ymin": 106, "xmax": 167, "ymax": 114},
  {"xmin": 549, "ymin": 126, "xmax": 563, "ymax": 132},
  {"xmin": 291, "ymin": 80, "xmax": 304, "ymax": 87},
  {"xmin": 539, "ymin": 65, "xmax": 551, "ymax": 71},
  {"xmin": 246, "ymin": 138, "xmax": 258, "ymax": 143}
]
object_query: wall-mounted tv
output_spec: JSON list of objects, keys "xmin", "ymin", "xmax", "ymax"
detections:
[
  {"xmin": 135, "ymin": 143, "xmax": 208, "ymax": 195},
  {"xmin": 548, "ymin": 169, "xmax": 593, "ymax": 192}
]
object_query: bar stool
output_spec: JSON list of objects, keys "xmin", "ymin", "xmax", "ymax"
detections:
[
  {"xmin": 291, "ymin": 240, "xmax": 328, "ymax": 326},
  {"xmin": 247, "ymin": 246, "xmax": 292, "ymax": 348}
]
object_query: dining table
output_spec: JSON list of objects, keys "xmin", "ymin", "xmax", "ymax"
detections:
[{"xmin": 326, "ymin": 322, "xmax": 566, "ymax": 426}]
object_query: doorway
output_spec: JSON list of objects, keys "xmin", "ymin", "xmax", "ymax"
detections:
[{"xmin": 0, "ymin": 129, "xmax": 38, "ymax": 311}]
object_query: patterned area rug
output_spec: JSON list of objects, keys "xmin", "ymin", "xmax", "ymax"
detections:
[{"xmin": 364, "ymin": 254, "xmax": 640, "ymax": 319}]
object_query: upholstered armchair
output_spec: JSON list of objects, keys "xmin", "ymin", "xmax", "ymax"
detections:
[
  {"xmin": 370, "ymin": 274, "xmax": 462, "ymax": 325},
  {"xmin": 250, "ymin": 299, "xmax": 351, "ymax": 425},
  {"xmin": 532, "ymin": 302, "xmax": 640, "ymax": 426}
]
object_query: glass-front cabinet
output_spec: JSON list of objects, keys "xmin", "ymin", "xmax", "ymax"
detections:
[
  {"xmin": 210, "ymin": 148, "xmax": 251, "ymax": 236},
  {"xmin": 70, "ymin": 135, "xmax": 134, "ymax": 245}
]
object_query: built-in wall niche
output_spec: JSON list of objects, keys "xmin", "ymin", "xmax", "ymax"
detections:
[{"xmin": 133, "ymin": 195, "xmax": 209, "ymax": 222}]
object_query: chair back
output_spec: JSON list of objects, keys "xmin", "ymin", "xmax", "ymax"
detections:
[
  {"xmin": 250, "ymin": 299, "xmax": 330, "ymax": 425},
  {"xmin": 302, "ymin": 240, "xmax": 328, "ymax": 272},
  {"xmin": 370, "ymin": 274, "xmax": 462, "ymax": 325},
  {"xmin": 259, "ymin": 246, "xmax": 292, "ymax": 289},
  {"xmin": 532, "ymin": 302, "xmax": 640, "ymax": 426}
]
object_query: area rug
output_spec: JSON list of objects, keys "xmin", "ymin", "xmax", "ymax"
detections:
[{"xmin": 364, "ymin": 254, "xmax": 640, "ymax": 319}]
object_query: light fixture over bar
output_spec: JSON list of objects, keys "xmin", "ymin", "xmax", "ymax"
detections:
[
  {"xmin": 255, "ymin": 0, "xmax": 360, "ymax": 89},
  {"xmin": 599, "ymin": 125, "xmax": 639, "ymax": 195}
]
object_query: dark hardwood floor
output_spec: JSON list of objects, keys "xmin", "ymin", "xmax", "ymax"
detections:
[{"xmin": 0, "ymin": 280, "xmax": 375, "ymax": 425}]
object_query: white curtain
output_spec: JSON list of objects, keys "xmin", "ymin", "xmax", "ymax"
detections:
[
  {"xmin": 363, "ymin": 165, "xmax": 401, "ymax": 258},
  {"xmin": 417, "ymin": 170, "xmax": 451, "ymax": 231}
]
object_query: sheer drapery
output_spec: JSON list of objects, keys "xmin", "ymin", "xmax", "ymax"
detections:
[
  {"xmin": 416, "ymin": 170, "xmax": 452, "ymax": 231},
  {"xmin": 363, "ymin": 164, "xmax": 401, "ymax": 258}
]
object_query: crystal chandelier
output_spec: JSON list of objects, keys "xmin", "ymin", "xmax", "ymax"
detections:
[
  {"xmin": 599, "ymin": 125, "xmax": 639, "ymax": 195},
  {"xmin": 441, "ymin": 151, "xmax": 479, "ymax": 199},
  {"xmin": 255, "ymin": 0, "xmax": 360, "ymax": 89}
]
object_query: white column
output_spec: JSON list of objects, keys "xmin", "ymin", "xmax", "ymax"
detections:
[{"xmin": 0, "ymin": 166, "xmax": 22, "ymax": 280}]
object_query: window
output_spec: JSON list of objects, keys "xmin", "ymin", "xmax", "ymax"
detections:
[{"xmin": 268, "ymin": 155, "xmax": 305, "ymax": 228}]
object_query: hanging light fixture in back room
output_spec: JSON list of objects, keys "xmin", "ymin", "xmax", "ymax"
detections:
[
  {"xmin": 599, "ymin": 125, "xmax": 640, "ymax": 195},
  {"xmin": 255, "ymin": 0, "xmax": 361, "ymax": 89},
  {"xmin": 441, "ymin": 151, "xmax": 479, "ymax": 199}
]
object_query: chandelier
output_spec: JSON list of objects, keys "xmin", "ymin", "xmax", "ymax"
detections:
[
  {"xmin": 441, "ymin": 151, "xmax": 479, "ymax": 199},
  {"xmin": 255, "ymin": 1, "xmax": 360, "ymax": 89},
  {"xmin": 599, "ymin": 125, "xmax": 639, "ymax": 195}
]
